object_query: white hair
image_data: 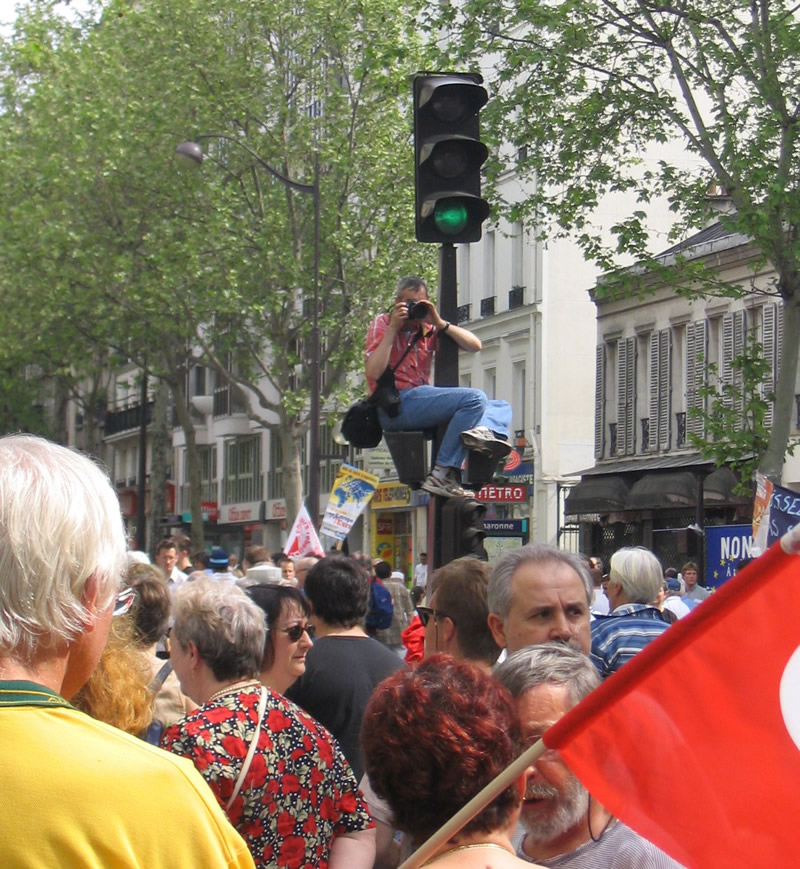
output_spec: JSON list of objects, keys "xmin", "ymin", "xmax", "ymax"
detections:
[
  {"xmin": 0, "ymin": 435, "xmax": 126, "ymax": 661},
  {"xmin": 609, "ymin": 546, "xmax": 663, "ymax": 604}
]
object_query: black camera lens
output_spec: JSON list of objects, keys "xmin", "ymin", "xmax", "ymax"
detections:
[{"xmin": 406, "ymin": 300, "xmax": 427, "ymax": 320}]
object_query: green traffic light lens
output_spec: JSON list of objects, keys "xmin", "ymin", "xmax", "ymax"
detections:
[{"xmin": 434, "ymin": 200, "xmax": 469, "ymax": 235}]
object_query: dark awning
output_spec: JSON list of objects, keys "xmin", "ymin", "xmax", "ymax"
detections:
[
  {"xmin": 703, "ymin": 466, "xmax": 747, "ymax": 503},
  {"xmin": 626, "ymin": 471, "xmax": 700, "ymax": 509},
  {"xmin": 564, "ymin": 476, "xmax": 629, "ymax": 515}
]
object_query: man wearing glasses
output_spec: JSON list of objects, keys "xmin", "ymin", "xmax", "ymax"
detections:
[
  {"xmin": 0, "ymin": 435, "xmax": 254, "ymax": 869},
  {"xmin": 417, "ymin": 557, "xmax": 501, "ymax": 671}
]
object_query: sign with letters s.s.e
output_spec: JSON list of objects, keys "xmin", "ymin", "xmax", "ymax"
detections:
[
  {"xmin": 705, "ymin": 525, "xmax": 756, "ymax": 588},
  {"xmin": 766, "ymin": 483, "xmax": 800, "ymax": 546}
]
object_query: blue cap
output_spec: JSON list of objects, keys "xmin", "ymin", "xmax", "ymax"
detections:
[{"xmin": 209, "ymin": 547, "xmax": 229, "ymax": 568}]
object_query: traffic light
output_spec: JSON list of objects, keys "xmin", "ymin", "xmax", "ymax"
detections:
[
  {"xmin": 413, "ymin": 73, "xmax": 490, "ymax": 244},
  {"xmin": 440, "ymin": 495, "xmax": 488, "ymax": 564}
]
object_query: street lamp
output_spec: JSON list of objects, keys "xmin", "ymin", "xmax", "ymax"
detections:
[{"xmin": 175, "ymin": 136, "xmax": 322, "ymax": 526}]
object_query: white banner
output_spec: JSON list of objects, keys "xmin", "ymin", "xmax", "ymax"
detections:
[{"xmin": 320, "ymin": 464, "xmax": 380, "ymax": 541}]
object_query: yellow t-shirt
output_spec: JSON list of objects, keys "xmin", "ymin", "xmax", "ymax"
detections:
[{"xmin": 0, "ymin": 700, "xmax": 255, "ymax": 869}]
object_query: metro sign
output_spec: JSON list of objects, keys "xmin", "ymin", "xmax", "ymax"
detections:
[{"xmin": 475, "ymin": 484, "xmax": 527, "ymax": 503}]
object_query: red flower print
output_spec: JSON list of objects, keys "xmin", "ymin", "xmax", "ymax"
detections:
[
  {"xmin": 278, "ymin": 835, "xmax": 306, "ymax": 868},
  {"xmin": 339, "ymin": 791, "xmax": 357, "ymax": 813},
  {"xmin": 204, "ymin": 705, "xmax": 235, "ymax": 724},
  {"xmin": 221, "ymin": 735, "xmax": 248, "ymax": 758},
  {"xmin": 267, "ymin": 708, "xmax": 292, "ymax": 731},
  {"xmin": 277, "ymin": 810, "xmax": 296, "ymax": 838},
  {"xmin": 281, "ymin": 773, "xmax": 301, "ymax": 794}
]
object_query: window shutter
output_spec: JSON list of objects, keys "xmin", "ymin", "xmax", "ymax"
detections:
[
  {"xmin": 617, "ymin": 340, "xmax": 627, "ymax": 456},
  {"xmin": 763, "ymin": 304, "xmax": 776, "ymax": 429},
  {"xmin": 595, "ymin": 344, "xmax": 606, "ymax": 458},
  {"xmin": 659, "ymin": 329, "xmax": 672, "ymax": 449},
  {"xmin": 686, "ymin": 320, "xmax": 707, "ymax": 438},
  {"xmin": 648, "ymin": 333, "xmax": 659, "ymax": 451},
  {"xmin": 625, "ymin": 337, "xmax": 636, "ymax": 455}
]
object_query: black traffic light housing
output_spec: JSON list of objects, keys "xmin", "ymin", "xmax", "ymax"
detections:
[
  {"xmin": 413, "ymin": 73, "xmax": 490, "ymax": 244},
  {"xmin": 440, "ymin": 495, "xmax": 488, "ymax": 564}
]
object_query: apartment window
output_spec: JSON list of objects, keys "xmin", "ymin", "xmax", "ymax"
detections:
[
  {"xmin": 180, "ymin": 445, "xmax": 218, "ymax": 511},
  {"xmin": 224, "ymin": 436, "xmax": 262, "ymax": 505},
  {"xmin": 268, "ymin": 433, "xmax": 283, "ymax": 501}
]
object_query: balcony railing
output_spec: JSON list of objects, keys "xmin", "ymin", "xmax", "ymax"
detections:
[
  {"xmin": 105, "ymin": 400, "xmax": 153, "ymax": 436},
  {"xmin": 457, "ymin": 304, "xmax": 471, "ymax": 324},
  {"xmin": 213, "ymin": 385, "xmax": 247, "ymax": 417},
  {"xmin": 509, "ymin": 286, "xmax": 524, "ymax": 309},
  {"xmin": 609, "ymin": 422, "xmax": 617, "ymax": 456},
  {"xmin": 480, "ymin": 296, "xmax": 496, "ymax": 317}
]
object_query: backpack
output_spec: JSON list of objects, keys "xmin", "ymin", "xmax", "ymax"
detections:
[{"xmin": 365, "ymin": 578, "xmax": 394, "ymax": 631}]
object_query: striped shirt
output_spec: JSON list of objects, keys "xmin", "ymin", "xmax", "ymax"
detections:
[
  {"xmin": 364, "ymin": 314, "xmax": 438, "ymax": 393},
  {"xmin": 513, "ymin": 819, "xmax": 685, "ymax": 867},
  {"xmin": 590, "ymin": 604, "xmax": 670, "ymax": 678}
]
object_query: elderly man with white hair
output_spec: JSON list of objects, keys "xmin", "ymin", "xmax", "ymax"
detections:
[
  {"xmin": 496, "ymin": 644, "xmax": 683, "ymax": 867},
  {"xmin": 0, "ymin": 435, "xmax": 254, "ymax": 868},
  {"xmin": 590, "ymin": 546, "xmax": 671, "ymax": 678}
]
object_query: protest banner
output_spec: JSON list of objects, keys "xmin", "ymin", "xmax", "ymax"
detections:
[
  {"xmin": 284, "ymin": 504, "xmax": 324, "ymax": 557},
  {"xmin": 320, "ymin": 464, "xmax": 379, "ymax": 541}
]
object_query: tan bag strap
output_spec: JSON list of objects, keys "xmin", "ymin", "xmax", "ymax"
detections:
[{"xmin": 225, "ymin": 686, "xmax": 268, "ymax": 811}]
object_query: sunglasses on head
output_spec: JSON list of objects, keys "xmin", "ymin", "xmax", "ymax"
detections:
[{"xmin": 282, "ymin": 622, "xmax": 315, "ymax": 642}]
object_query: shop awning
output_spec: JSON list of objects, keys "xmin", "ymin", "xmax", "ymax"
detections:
[
  {"xmin": 564, "ymin": 476, "xmax": 629, "ymax": 515},
  {"xmin": 703, "ymin": 466, "xmax": 747, "ymax": 503},
  {"xmin": 627, "ymin": 471, "xmax": 700, "ymax": 509}
]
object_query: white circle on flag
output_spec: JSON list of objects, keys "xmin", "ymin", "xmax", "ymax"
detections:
[{"xmin": 779, "ymin": 646, "xmax": 800, "ymax": 749}]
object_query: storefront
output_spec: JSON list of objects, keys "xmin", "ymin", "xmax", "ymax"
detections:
[{"xmin": 369, "ymin": 482, "xmax": 429, "ymax": 582}]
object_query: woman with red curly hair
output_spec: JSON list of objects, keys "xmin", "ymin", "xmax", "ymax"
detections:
[{"xmin": 362, "ymin": 654, "xmax": 540, "ymax": 868}]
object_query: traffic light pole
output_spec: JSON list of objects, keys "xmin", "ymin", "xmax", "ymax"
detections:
[{"xmin": 429, "ymin": 243, "xmax": 458, "ymax": 570}]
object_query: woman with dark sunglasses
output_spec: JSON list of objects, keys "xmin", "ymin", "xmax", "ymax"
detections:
[
  {"xmin": 162, "ymin": 580, "xmax": 376, "ymax": 869},
  {"xmin": 246, "ymin": 584, "xmax": 315, "ymax": 695}
]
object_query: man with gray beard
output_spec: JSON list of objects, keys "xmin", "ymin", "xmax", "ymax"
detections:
[{"xmin": 495, "ymin": 645, "xmax": 683, "ymax": 867}]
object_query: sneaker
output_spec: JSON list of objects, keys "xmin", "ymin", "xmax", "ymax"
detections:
[
  {"xmin": 460, "ymin": 426, "xmax": 513, "ymax": 458},
  {"xmin": 421, "ymin": 471, "xmax": 475, "ymax": 498}
]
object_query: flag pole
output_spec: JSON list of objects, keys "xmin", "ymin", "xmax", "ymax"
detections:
[{"xmin": 397, "ymin": 739, "xmax": 547, "ymax": 869}]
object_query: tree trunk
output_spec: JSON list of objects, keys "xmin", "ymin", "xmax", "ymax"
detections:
[
  {"xmin": 280, "ymin": 423, "xmax": 304, "ymax": 530},
  {"xmin": 759, "ymin": 290, "xmax": 800, "ymax": 483},
  {"xmin": 172, "ymin": 379, "xmax": 205, "ymax": 551},
  {"xmin": 147, "ymin": 380, "xmax": 171, "ymax": 558}
]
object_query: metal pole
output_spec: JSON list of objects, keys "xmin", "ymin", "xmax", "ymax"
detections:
[
  {"xmin": 308, "ymin": 154, "xmax": 321, "ymax": 526},
  {"xmin": 430, "ymin": 243, "xmax": 458, "ymax": 569},
  {"xmin": 136, "ymin": 365, "xmax": 148, "ymax": 552}
]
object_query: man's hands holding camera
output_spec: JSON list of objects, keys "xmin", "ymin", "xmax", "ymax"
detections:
[{"xmin": 389, "ymin": 297, "xmax": 444, "ymax": 331}]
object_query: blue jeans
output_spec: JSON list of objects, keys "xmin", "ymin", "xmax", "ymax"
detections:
[{"xmin": 378, "ymin": 385, "xmax": 512, "ymax": 470}]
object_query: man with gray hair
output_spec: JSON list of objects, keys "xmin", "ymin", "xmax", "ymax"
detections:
[
  {"xmin": 590, "ymin": 546, "xmax": 671, "ymax": 678},
  {"xmin": 488, "ymin": 544, "xmax": 593, "ymax": 655},
  {"xmin": 0, "ymin": 435, "xmax": 254, "ymax": 868},
  {"xmin": 495, "ymin": 644, "xmax": 683, "ymax": 867}
]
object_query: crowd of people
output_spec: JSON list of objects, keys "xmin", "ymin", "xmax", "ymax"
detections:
[{"xmin": 1, "ymin": 433, "xmax": 730, "ymax": 868}]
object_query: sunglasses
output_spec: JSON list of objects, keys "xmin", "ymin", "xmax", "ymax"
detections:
[
  {"xmin": 281, "ymin": 622, "xmax": 315, "ymax": 642},
  {"xmin": 113, "ymin": 586, "xmax": 137, "ymax": 617},
  {"xmin": 416, "ymin": 606, "xmax": 454, "ymax": 627}
]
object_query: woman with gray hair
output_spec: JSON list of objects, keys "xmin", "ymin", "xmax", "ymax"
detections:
[{"xmin": 161, "ymin": 580, "xmax": 376, "ymax": 869}]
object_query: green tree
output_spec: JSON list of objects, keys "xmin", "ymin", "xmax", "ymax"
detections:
[
  {"xmin": 437, "ymin": 0, "xmax": 800, "ymax": 482},
  {"xmin": 0, "ymin": 0, "xmax": 435, "ymax": 533}
]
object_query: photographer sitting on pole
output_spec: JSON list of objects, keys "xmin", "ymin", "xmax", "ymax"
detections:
[{"xmin": 365, "ymin": 275, "xmax": 512, "ymax": 498}]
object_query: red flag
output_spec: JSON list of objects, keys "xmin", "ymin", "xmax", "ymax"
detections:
[{"xmin": 544, "ymin": 528, "xmax": 800, "ymax": 868}]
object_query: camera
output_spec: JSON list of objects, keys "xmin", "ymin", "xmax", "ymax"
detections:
[{"xmin": 405, "ymin": 300, "xmax": 428, "ymax": 320}]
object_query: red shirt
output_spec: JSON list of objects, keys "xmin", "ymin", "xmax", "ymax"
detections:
[{"xmin": 364, "ymin": 314, "xmax": 439, "ymax": 393}]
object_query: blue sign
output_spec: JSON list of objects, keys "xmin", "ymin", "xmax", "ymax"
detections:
[
  {"xmin": 484, "ymin": 519, "xmax": 529, "ymax": 537},
  {"xmin": 766, "ymin": 484, "xmax": 800, "ymax": 546},
  {"xmin": 705, "ymin": 524, "xmax": 756, "ymax": 588}
]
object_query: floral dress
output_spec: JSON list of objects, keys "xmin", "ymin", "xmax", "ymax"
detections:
[{"xmin": 162, "ymin": 686, "xmax": 373, "ymax": 868}]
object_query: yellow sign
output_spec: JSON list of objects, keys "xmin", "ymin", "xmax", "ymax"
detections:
[{"xmin": 372, "ymin": 482, "xmax": 411, "ymax": 509}]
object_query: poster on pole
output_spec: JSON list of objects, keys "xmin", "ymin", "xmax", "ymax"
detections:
[{"xmin": 320, "ymin": 464, "xmax": 380, "ymax": 541}]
